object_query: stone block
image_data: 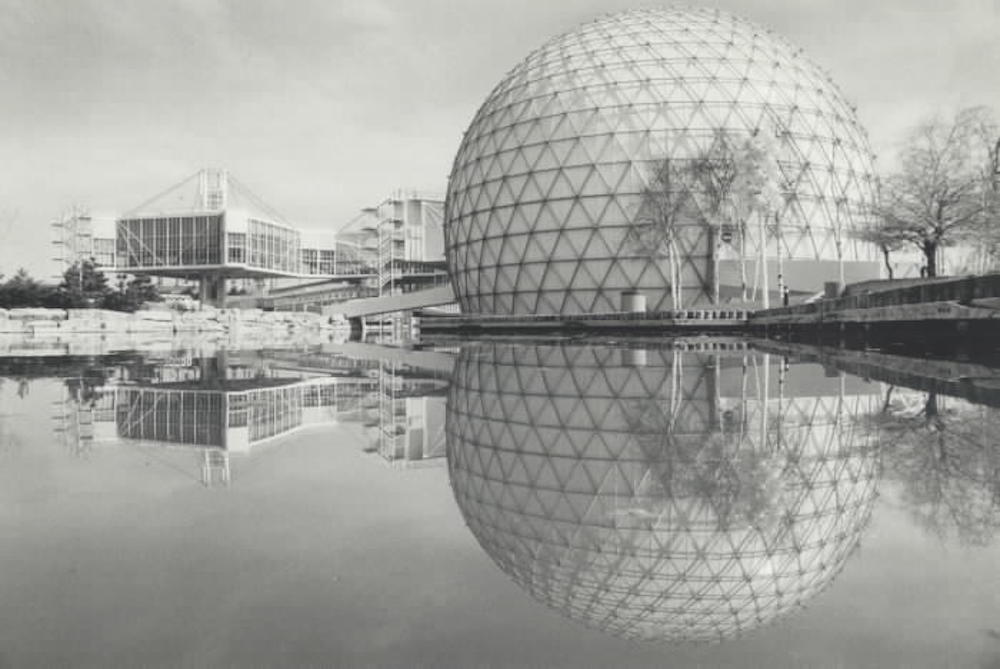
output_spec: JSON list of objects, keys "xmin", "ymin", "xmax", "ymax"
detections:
[{"xmin": 9, "ymin": 308, "xmax": 67, "ymax": 321}]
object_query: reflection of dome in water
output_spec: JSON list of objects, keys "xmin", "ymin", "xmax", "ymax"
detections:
[{"xmin": 447, "ymin": 344, "xmax": 880, "ymax": 642}]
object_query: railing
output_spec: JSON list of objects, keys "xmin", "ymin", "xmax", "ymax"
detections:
[{"xmin": 428, "ymin": 309, "xmax": 750, "ymax": 323}]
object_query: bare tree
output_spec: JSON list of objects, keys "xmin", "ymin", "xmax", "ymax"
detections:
[
  {"xmin": 630, "ymin": 130, "xmax": 781, "ymax": 307},
  {"xmin": 877, "ymin": 106, "xmax": 999, "ymax": 277},
  {"xmin": 689, "ymin": 132, "xmax": 749, "ymax": 302},
  {"xmin": 856, "ymin": 216, "xmax": 905, "ymax": 279},
  {"xmin": 627, "ymin": 157, "xmax": 695, "ymax": 310},
  {"xmin": 689, "ymin": 131, "xmax": 781, "ymax": 304}
]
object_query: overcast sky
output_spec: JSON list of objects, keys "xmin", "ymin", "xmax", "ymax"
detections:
[{"xmin": 1, "ymin": 0, "xmax": 998, "ymax": 278}]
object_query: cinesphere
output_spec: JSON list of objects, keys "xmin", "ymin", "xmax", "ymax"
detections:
[{"xmin": 444, "ymin": 7, "xmax": 879, "ymax": 315}]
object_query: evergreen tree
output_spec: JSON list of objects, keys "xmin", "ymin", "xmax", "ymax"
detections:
[
  {"xmin": 0, "ymin": 268, "xmax": 59, "ymax": 308},
  {"xmin": 102, "ymin": 273, "xmax": 161, "ymax": 312},
  {"xmin": 58, "ymin": 259, "xmax": 111, "ymax": 308}
]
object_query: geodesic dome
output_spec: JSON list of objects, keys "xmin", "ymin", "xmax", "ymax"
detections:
[
  {"xmin": 447, "ymin": 343, "xmax": 881, "ymax": 642},
  {"xmin": 444, "ymin": 7, "xmax": 879, "ymax": 315}
]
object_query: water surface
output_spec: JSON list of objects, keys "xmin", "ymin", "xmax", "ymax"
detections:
[{"xmin": 1, "ymin": 339, "xmax": 998, "ymax": 668}]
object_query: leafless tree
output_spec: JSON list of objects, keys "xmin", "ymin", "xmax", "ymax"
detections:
[
  {"xmin": 876, "ymin": 106, "xmax": 999, "ymax": 277},
  {"xmin": 627, "ymin": 157, "xmax": 695, "ymax": 310},
  {"xmin": 688, "ymin": 131, "xmax": 781, "ymax": 302},
  {"xmin": 630, "ymin": 130, "xmax": 781, "ymax": 306},
  {"xmin": 855, "ymin": 216, "xmax": 905, "ymax": 279}
]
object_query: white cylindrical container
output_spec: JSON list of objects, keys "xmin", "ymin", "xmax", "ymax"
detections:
[{"xmin": 620, "ymin": 290, "xmax": 647, "ymax": 313}]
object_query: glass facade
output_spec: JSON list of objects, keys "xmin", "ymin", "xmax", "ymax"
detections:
[
  {"xmin": 110, "ymin": 380, "xmax": 346, "ymax": 451},
  {"xmin": 116, "ymin": 389, "xmax": 226, "ymax": 447},
  {"xmin": 246, "ymin": 218, "xmax": 301, "ymax": 274},
  {"xmin": 301, "ymin": 248, "xmax": 319, "ymax": 274},
  {"xmin": 226, "ymin": 233, "xmax": 246, "ymax": 263},
  {"xmin": 243, "ymin": 386, "xmax": 304, "ymax": 444},
  {"xmin": 90, "ymin": 238, "xmax": 116, "ymax": 268},
  {"xmin": 110, "ymin": 169, "xmax": 422, "ymax": 280},
  {"xmin": 116, "ymin": 215, "xmax": 224, "ymax": 269},
  {"xmin": 445, "ymin": 8, "xmax": 879, "ymax": 315},
  {"xmin": 289, "ymin": 243, "xmax": 376, "ymax": 277},
  {"xmin": 318, "ymin": 249, "xmax": 336, "ymax": 274},
  {"xmin": 447, "ymin": 343, "xmax": 881, "ymax": 642},
  {"xmin": 115, "ymin": 214, "xmax": 317, "ymax": 276}
]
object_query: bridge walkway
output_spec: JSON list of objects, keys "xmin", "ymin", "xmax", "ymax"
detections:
[{"xmin": 323, "ymin": 284, "xmax": 456, "ymax": 319}]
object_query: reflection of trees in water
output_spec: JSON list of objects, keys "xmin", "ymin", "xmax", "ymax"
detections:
[
  {"xmin": 0, "ymin": 413, "xmax": 21, "ymax": 456},
  {"xmin": 57, "ymin": 371, "xmax": 112, "ymax": 460},
  {"xmin": 64, "ymin": 370, "xmax": 109, "ymax": 408},
  {"xmin": 0, "ymin": 390, "xmax": 20, "ymax": 456},
  {"xmin": 0, "ymin": 417, "xmax": 18, "ymax": 455},
  {"xmin": 981, "ymin": 629, "xmax": 1000, "ymax": 669},
  {"xmin": 622, "ymin": 397, "xmax": 788, "ymax": 533},
  {"xmin": 877, "ymin": 388, "xmax": 1000, "ymax": 546},
  {"xmin": 0, "ymin": 378, "xmax": 23, "ymax": 455}
]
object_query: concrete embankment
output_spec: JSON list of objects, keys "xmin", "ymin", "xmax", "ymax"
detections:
[{"xmin": 750, "ymin": 273, "xmax": 1000, "ymax": 328}]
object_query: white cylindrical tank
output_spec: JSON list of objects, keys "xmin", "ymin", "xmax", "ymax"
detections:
[{"xmin": 620, "ymin": 290, "xmax": 646, "ymax": 313}]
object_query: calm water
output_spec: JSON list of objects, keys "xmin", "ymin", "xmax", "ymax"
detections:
[{"xmin": 1, "ymin": 338, "xmax": 999, "ymax": 668}]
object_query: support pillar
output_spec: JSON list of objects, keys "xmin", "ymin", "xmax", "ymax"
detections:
[{"xmin": 198, "ymin": 273, "xmax": 227, "ymax": 308}]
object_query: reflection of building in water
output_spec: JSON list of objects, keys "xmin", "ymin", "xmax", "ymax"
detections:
[
  {"xmin": 447, "ymin": 343, "xmax": 882, "ymax": 643},
  {"xmin": 63, "ymin": 376, "xmax": 349, "ymax": 486},
  {"xmin": 254, "ymin": 348, "xmax": 450, "ymax": 467},
  {"xmin": 362, "ymin": 361, "xmax": 448, "ymax": 468},
  {"xmin": 53, "ymin": 349, "xmax": 450, "ymax": 481},
  {"xmin": 113, "ymin": 379, "xmax": 344, "ymax": 452}
]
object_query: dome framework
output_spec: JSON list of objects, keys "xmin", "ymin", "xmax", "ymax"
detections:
[
  {"xmin": 447, "ymin": 343, "xmax": 882, "ymax": 642},
  {"xmin": 445, "ymin": 8, "xmax": 880, "ymax": 315}
]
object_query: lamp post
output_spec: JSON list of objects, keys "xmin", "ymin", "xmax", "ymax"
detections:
[
  {"xmin": 985, "ymin": 137, "xmax": 1000, "ymax": 273},
  {"xmin": 993, "ymin": 137, "xmax": 1000, "ymax": 192},
  {"xmin": 759, "ymin": 207, "xmax": 769, "ymax": 309},
  {"xmin": 835, "ymin": 197, "xmax": 846, "ymax": 288},
  {"xmin": 775, "ymin": 210, "xmax": 784, "ymax": 303}
]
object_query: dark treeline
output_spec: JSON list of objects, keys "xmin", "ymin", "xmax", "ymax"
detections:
[{"xmin": 0, "ymin": 259, "xmax": 161, "ymax": 312}]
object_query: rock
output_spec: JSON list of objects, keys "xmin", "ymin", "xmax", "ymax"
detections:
[
  {"xmin": 135, "ymin": 310, "xmax": 175, "ymax": 322},
  {"xmin": 27, "ymin": 320, "xmax": 63, "ymax": 336},
  {"xmin": 9, "ymin": 308, "xmax": 67, "ymax": 321}
]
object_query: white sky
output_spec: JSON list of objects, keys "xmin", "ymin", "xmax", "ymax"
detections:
[{"xmin": 1, "ymin": 0, "xmax": 998, "ymax": 277}]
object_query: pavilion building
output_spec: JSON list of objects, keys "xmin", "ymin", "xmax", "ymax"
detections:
[{"xmin": 113, "ymin": 168, "xmax": 367, "ymax": 306}]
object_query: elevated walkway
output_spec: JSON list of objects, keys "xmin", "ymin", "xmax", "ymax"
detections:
[
  {"xmin": 324, "ymin": 284, "xmax": 455, "ymax": 319},
  {"xmin": 318, "ymin": 342, "xmax": 456, "ymax": 376}
]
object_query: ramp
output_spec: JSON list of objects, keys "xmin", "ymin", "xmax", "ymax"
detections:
[
  {"xmin": 319, "ymin": 342, "xmax": 457, "ymax": 376},
  {"xmin": 324, "ymin": 284, "xmax": 455, "ymax": 319}
]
